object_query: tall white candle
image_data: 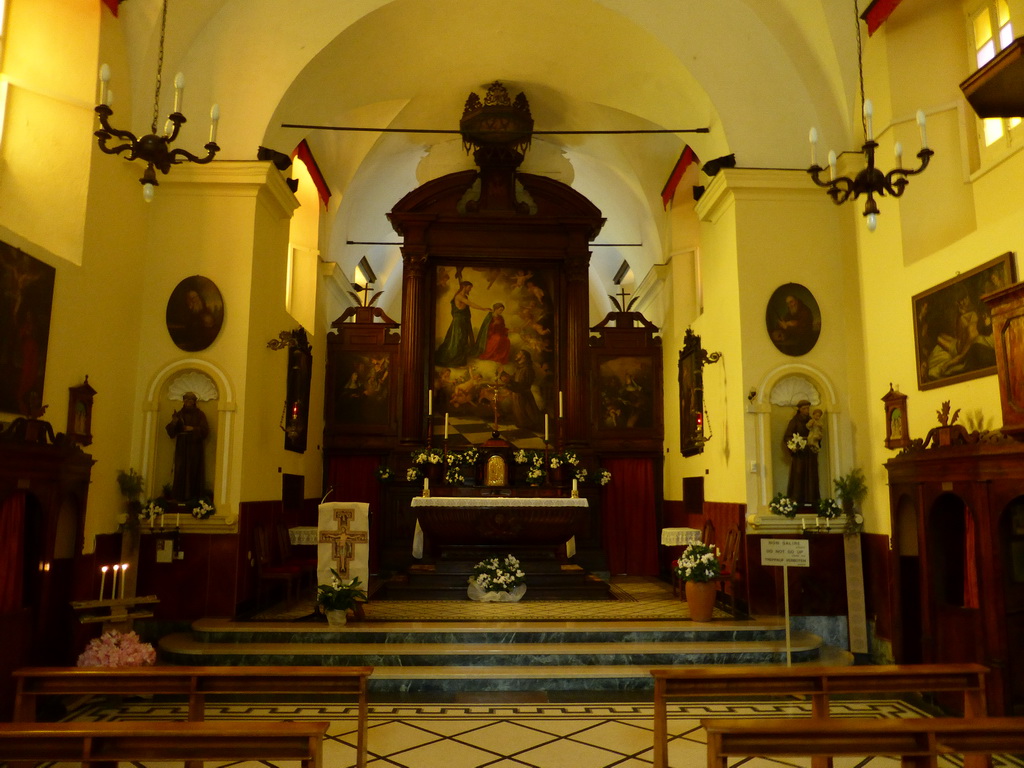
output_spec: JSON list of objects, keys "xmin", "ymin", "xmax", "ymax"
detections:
[
  {"xmin": 173, "ymin": 72, "xmax": 185, "ymax": 113},
  {"xmin": 120, "ymin": 563, "xmax": 129, "ymax": 599},
  {"xmin": 558, "ymin": 391, "xmax": 564, "ymax": 418},
  {"xmin": 809, "ymin": 127, "xmax": 818, "ymax": 166},
  {"xmin": 111, "ymin": 564, "xmax": 120, "ymax": 601},
  {"xmin": 572, "ymin": 478, "xmax": 578, "ymax": 494},
  {"xmin": 863, "ymin": 99, "xmax": 873, "ymax": 141},
  {"xmin": 99, "ymin": 565, "xmax": 108, "ymax": 601},
  {"xmin": 423, "ymin": 477, "xmax": 429, "ymax": 494},
  {"xmin": 544, "ymin": 414, "xmax": 549, "ymax": 443},
  {"xmin": 209, "ymin": 104, "xmax": 220, "ymax": 143},
  {"xmin": 176, "ymin": 512, "xmax": 181, "ymax": 528}
]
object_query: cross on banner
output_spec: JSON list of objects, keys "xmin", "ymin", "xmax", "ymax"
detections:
[{"xmin": 317, "ymin": 502, "xmax": 369, "ymax": 588}]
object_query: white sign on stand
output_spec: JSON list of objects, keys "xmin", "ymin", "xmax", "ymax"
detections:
[{"xmin": 760, "ymin": 538, "xmax": 810, "ymax": 666}]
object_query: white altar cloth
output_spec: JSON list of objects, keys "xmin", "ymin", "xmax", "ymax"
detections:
[
  {"xmin": 411, "ymin": 497, "xmax": 589, "ymax": 508},
  {"xmin": 288, "ymin": 526, "xmax": 318, "ymax": 546},
  {"xmin": 317, "ymin": 502, "xmax": 369, "ymax": 588},
  {"xmin": 660, "ymin": 527, "xmax": 702, "ymax": 546}
]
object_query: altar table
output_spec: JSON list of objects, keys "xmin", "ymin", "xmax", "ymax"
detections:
[{"xmin": 410, "ymin": 496, "xmax": 589, "ymax": 551}]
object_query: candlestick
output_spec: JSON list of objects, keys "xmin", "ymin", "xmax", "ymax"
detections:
[
  {"xmin": 544, "ymin": 414, "xmax": 549, "ymax": 443},
  {"xmin": 558, "ymin": 391, "xmax": 564, "ymax": 419},
  {"xmin": 572, "ymin": 478, "xmax": 578, "ymax": 498},
  {"xmin": 444, "ymin": 414, "xmax": 449, "ymax": 440},
  {"xmin": 423, "ymin": 477, "xmax": 429, "ymax": 497},
  {"xmin": 99, "ymin": 565, "xmax": 108, "ymax": 601},
  {"xmin": 428, "ymin": 389, "xmax": 433, "ymax": 416},
  {"xmin": 120, "ymin": 563, "xmax": 129, "ymax": 599},
  {"xmin": 801, "ymin": 518, "xmax": 807, "ymax": 532},
  {"xmin": 111, "ymin": 564, "xmax": 120, "ymax": 601}
]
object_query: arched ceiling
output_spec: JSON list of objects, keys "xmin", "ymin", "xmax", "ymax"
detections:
[{"xmin": 113, "ymin": 0, "xmax": 861, "ymax": 320}]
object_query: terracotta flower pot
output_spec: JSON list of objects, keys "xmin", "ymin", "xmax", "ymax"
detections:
[{"xmin": 685, "ymin": 580, "xmax": 717, "ymax": 622}]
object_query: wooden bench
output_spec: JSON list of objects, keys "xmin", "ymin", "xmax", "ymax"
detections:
[
  {"xmin": 12, "ymin": 665, "xmax": 372, "ymax": 768},
  {"xmin": 651, "ymin": 663, "xmax": 989, "ymax": 768},
  {"xmin": 703, "ymin": 716, "xmax": 1024, "ymax": 768},
  {"xmin": 0, "ymin": 720, "xmax": 328, "ymax": 767}
]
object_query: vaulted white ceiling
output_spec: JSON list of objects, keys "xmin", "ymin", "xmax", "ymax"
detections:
[{"xmin": 111, "ymin": 0, "xmax": 867, "ymax": 318}]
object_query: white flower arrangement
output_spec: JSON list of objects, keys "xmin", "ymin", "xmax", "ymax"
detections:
[
  {"xmin": 672, "ymin": 542, "xmax": 722, "ymax": 583},
  {"xmin": 406, "ymin": 467, "xmax": 422, "ymax": 482},
  {"xmin": 786, "ymin": 432, "xmax": 808, "ymax": 452},
  {"xmin": 574, "ymin": 467, "xmax": 588, "ymax": 482},
  {"xmin": 470, "ymin": 554, "xmax": 525, "ymax": 594},
  {"xmin": 597, "ymin": 469, "xmax": 612, "ymax": 486},
  {"xmin": 549, "ymin": 450, "xmax": 579, "ymax": 469},
  {"xmin": 769, "ymin": 492, "xmax": 798, "ymax": 518},
  {"xmin": 445, "ymin": 465, "xmax": 465, "ymax": 484},
  {"xmin": 526, "ymin": 465, "xmax": 545, "ymax": 483},
  {"xmin": 140, "ymin": 498, "xmax": 168, "ymax": 521},
  {"xmin": 817, "ymin": 497, "xmax": 842, "ymax": 519},
  {"xmin": 412, "ymin": 447, "xmax": 444, "ymax": 465},
  {"xmin": 190, "ymin": 498, "xmax": 215, "ymax": 519}
]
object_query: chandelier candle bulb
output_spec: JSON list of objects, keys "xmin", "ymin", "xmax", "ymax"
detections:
[
  {"xmin": 173, "ymin": 72, "xmax": 185, "ymax": 113},
  {"xmin": 917, "ymin": 109, "xmax": 928, "ymax": 148},
  {"xmin": 99, "ymin": 565, "xmax": 108, "ymax": 601},
  {"xmin": 828, "ymin": 150, "xmax": 837, "ymax": 181},
  {"xmin": 209, "ymin": 104, "xmax": 220, "ymax": 143},
  {"xmin": 863, "ymin": 99, "xmax": 873, "ymax": 141},
  {"xmin": 809, "ymin": 127, "xmax": 818, "ymax": 166},
  {"xmin": 895, "ymin": 141, "xmax": 903, "ymax": 166}
]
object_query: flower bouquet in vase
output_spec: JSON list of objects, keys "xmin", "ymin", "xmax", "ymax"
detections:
[
  {"xmin": 467, "ymin": 554, "xmax": 526, "ymax": 602},
  {"xmin": 673, "ymin": 542, "xmax": 722, "ymax": 622}
]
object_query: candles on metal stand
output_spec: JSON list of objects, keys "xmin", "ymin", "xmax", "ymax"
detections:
[
  {"xmin": 99, "ymin": 565, "xmax": 108, "ymax": 600},
  {"xmin": 111, "ymin": 564, "xmax": 120, "ymax": 601},
  {"xmin": 120, "ymin": 563, "xmax": 129, "ymax": 599}
]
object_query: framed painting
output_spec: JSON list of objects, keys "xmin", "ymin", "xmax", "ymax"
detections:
[
  {"xmin": 431, "ymin": 264, "xmax": 557, "ymax": 447},
  {"xmin": 0, "ymin": 242, "xmax": 56, "ymax": 415},
  {"xmin": 284, "ymin": 328, "xmax": 312, "ymax": 453},
  {"xmin": 679, "ymin": 329, "xmax": 706, "ymax": 456},
  {"xmin": 593, "ymin": 353, "xmax": 659, "ymax": 434},
  {"xmin": 765, "ymin": 283, "xmax": 821, "ymax": 356},
  {"xmin": 165, "ymin": 275, "xmax": 224, "ymax": 352},
  {"xmin": 913, "ymin": 252, "xmax": 1017, "ymax": 390}
]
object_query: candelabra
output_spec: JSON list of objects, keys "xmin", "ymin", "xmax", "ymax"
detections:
[
  {"xmin": 808, "ymin": 103, "xmax": 932, "ymax": 232},
  {"xmin": 93, "ymin": 0, "xmax": 219, "ymax": 201}
]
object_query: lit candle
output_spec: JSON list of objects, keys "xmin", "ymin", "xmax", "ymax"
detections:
[
  {"xmin": 173, "ymin": 72, "xmax": 185, "ymax": 113},
  {"xmin": 444, "ymin": 414, "xmax": 449, "ymax": 440},
  {"xmin": 428, "ymin": 389, "xmax": 433, "ymax": 416},
  {"xmin": 111, "ymin": 564, "xmax": 120, "ymax": 601},
  {"xmin": 99, "ymin": 565, "xmax": 108, "ymax": 601},
  {"xmin": 917, "ymin": 109, "xmax": 928, "ymax": 149},
  {"xmin": 209, "ymin": 104, "xmax": 220, "ymax": 144},
  {"xmin": 98, "ymin": 63, "xmax": 110, "ymax": 106},
  {"xmin": 863, "ymin": 99, "xmax": 873, "ymax": 141},
  {"xmin": 120, "ymin": 563, "xmax": 129, "ymax": 599},
  {"xmin": 558, "ymin": 391, "xmax": 564, "ymax": 419},
  {"xmin": 544, "ymin": 414, "xmax": 549, "ymax": 443},
  {"xmin": 809, "ymin": 127, "xmax": 818, "ymax": 166}
]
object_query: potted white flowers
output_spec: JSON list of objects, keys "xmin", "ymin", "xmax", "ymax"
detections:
[
  {"xmin": 673, "ymin": 542, "xmax": 722, "ymax": 622},
  {"xmin": 316, "ymin": 569, "xmax": 368, "ymax": 626},
  {"xmin": 467, "ymin": 554, "xmax": 526, "ymax": 602}
]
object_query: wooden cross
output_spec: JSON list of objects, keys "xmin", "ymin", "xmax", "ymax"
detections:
[
  {"xmin": 318, "ymin": 506, "xmax": 369, "ymax": 579},
  {"xmin": 616, "ymin": 285, "xmax": 631, "ymax": 309}
]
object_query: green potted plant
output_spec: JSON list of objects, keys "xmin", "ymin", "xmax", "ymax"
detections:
[
  {"xmin": 316, "ymin": 569, "xmax": 367, "ymax": 626},
  {"xmin": 834, "ymin": 468, "xmax": 868, "ymax": 533}
]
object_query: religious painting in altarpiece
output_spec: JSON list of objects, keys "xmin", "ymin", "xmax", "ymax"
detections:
[{"xmin": 431, "ymin": 264, "xmax": 558, "ymax": 449}]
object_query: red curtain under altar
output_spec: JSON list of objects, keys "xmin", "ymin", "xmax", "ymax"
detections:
[{"xmin": 601, "ymin": 457, "xmax": 659, "ymax": 576}]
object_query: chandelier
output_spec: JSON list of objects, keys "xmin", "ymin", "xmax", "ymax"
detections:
[
  {"xmin": 806, "ymin": 1, "xmax": 932, "ymax": 231},
  {"xmin": 94, "ymin": 0, "xmax": 220, "ymax": 202}
]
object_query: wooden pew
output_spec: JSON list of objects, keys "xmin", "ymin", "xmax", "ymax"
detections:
[
  {"xmin": 703, "ymin": 717, "xmax": 1024, "ymax": 768},
  {"xmin": 12, "ymin": 665, "xmax": 371, "ymax": 768},
  {"xmin": 651, "ymin": 663, "xmax": 989, "ymax": 768},
  {"xmin": 0, "ymin": 720, "xmax": 328, "ymax": 767}
]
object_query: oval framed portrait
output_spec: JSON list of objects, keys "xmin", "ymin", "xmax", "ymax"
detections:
[
  {"xmin": 765, "ymin": 283, "xmax": 821, "ymax": 356},
  {"xmin": 166, "ymin": 275, "xmax": 224, "ymax": 352}
]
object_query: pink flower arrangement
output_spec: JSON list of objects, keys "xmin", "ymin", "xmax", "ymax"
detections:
[{"xmin": 77, "ymin": 630, "xmax": 156, "ymax": 667}]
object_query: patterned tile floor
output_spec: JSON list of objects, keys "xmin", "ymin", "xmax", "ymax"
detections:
[{"xmin": 51, "ymin": 694, "xmax": 1024, "ymax": 768}]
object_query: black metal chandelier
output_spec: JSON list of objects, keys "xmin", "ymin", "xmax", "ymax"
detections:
[
  {"xmin": 94, "ymin": 0, "xmax": 220, "ymax": 202},
  {"xmin": 806, "ymin": 1, "xmax": 933, "ymax": 231}
]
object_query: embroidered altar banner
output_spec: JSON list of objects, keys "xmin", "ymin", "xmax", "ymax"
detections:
[{"xmin": 317, "ymin": 502, "xmax": 369, "ymax": 588}]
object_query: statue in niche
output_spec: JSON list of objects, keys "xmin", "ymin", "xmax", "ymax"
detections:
[
  {"xmin": 166, "ymin": 392, "xmax": 209, "ymax": 500},
  {"xmin": 782, "ymin": 399, "xmax": 821, "ymax": 508}
]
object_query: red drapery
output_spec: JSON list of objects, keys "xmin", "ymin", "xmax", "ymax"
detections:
[
  {"xmin": 0, "ymin": 493, "xmax": 26, "ymax": 613},
  {"xmin": 601, "ymin": 457, "xmax": 659, "ymax": 576},
  {"xmin": 326, "ymin": 455, "xmax": 382, "ymax": 571}
]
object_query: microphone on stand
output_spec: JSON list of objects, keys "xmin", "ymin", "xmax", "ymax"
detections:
[{"xmin": 320, "ymin": 486, "xmax": 334, "ymax": 504}]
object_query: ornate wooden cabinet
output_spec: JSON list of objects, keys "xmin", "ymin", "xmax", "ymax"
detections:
[{"xmin": 884, "ymin": 439, "xmax": 1024, "ymax": 715}]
